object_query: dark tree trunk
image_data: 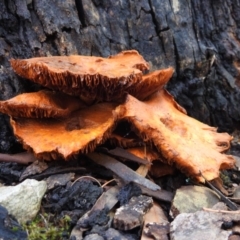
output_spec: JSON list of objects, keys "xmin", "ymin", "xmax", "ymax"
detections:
[{"xmin": 0, "ymin": 0, "xmax": 240, "ymax": 152}]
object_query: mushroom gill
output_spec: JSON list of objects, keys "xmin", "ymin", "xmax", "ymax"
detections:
[
  {"xmin": 0, "ymin": 90, "xmax": 85, "ymax": 118},
  {"xmin": 10, "ymin": 102, "xmax": 120, "ymax": 160},
  {"xmin": 10, "ymin": 50, "xmax": 150, "ymax": 103}
]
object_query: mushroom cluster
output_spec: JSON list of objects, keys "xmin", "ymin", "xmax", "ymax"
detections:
[{"xmin": 0, "ymin": 50, "xmax": 235, "ymax": 181}]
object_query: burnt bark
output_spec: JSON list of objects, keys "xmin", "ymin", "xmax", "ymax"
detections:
[{"xmin": 0, "ymin": 0, "xmax": 240, "ymax": 151}]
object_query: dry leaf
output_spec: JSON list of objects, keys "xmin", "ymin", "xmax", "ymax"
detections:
[
  {"xmin": 141, "ymin": 202, "xmax": 169, "ymax": 240},
  {"xmin": 136, "ymin": 165, "xmax": 149, "ymax": 177}
]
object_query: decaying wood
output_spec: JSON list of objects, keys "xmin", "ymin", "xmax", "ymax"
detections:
[
  {"xmin": 136, "ymin": 165, "xmax": 149, "ymax": 178},
  {"xmin": 98, "ymin": 147, "xmax": 150, "ymax": 165},
  {"xmin": 71, "ymin": 186, "xmax": 119, "ymax": 239},
  {"xmin": 88, "ymin": 152, "xmax": 160, "ymax": 191},
  {"xmin": 0, "ymin": 152, "xmax": 36, "ymax": 165},
  {"xmin": 139, "ymin": 186, "xmax": 174, "ymax": 203}
]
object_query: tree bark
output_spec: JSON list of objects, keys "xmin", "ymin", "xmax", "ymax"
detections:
[{"xmin": 0, "ymin": 0, "xmax": 240, "ymax": 152}]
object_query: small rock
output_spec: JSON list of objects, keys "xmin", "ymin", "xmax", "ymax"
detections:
[
  {"xmin": 170, "ymin": 185, "xmax": 220, "ymax": 217},
  {"xmin": 233, "ymin": 185, "xmax": 240, "ymax": 198},
  {"xmin": 84, "ymin": 233, "xmax": 104, "ymax": 240},
  {"xmin": 0, "ymin": 179, "xmax": 47, "ymax": 224},
  {"xmin": 144, "ymin": 222, "xmax": 170, "ymax": 240},
  {"xmin": 105, "ymin": 228, "xmax": 137, "ymax": 240},
  {"xmin": 233, "ymin": 155, "xmax": 240, "ymax": 170},
  {"xmin": 229, "ymin": 235, "xmax": 240, "ymax": 240},
  {"xmin": 0, "ymin": 205, "xmax": 28, "ymax": 240},
  {"xmin": 170, "ymin": 203, "xmax": 239, "ymax": 240},
  {"xmin": 113, "ymin": 195, "xmax": 153, "ymax": 230}
]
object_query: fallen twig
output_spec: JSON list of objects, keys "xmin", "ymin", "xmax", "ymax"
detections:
[
  {"xmin": 203, "ymin": 207, "xmax": 240, "ymax": 214},
  {"xmin": 87, "ymin": 152, "xmax": 160, "ymax": 191},
  {"xmin": 0, "ymin": 152, "xmax": 36, "ymax": 164}
]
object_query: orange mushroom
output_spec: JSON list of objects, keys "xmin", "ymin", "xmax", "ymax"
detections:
[
  {"xmin": 10, "ymin": 50, "xmax": 149, "ymax": 103},
  {"xmin": 0, "ymin": 90, "xmax": 85, "ymax": 118},
  {"xmin": 117, "ymin": 89, "xmax": 235, "ymax": 181},
  {"xmin": 10, "ymin": 50, "xmax": 174, "ymax": 103},
  {"xmin": 10, "ymin": 102, "xmax": 120, "ymax": 160},
  {"xmin": 126, "ymin": 67, "xmax": 174, "ymax": 100},
  {"xmin": 0, "ymin": 50, "xmax": 234, "ymax": 182}
]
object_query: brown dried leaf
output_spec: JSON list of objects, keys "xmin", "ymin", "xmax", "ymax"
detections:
[
  {"xmin": 20, "ymin": 160, "xmax": 49, "ymax": 181},
  {"xmin": 141, "ymin": 202, "xmax": 169, "ymax": 240},
  {"xmin": 10, "ymin": 102, "xmax": 119, "ymax": 160},
  {"xmin": 11, "ymin": 50, "xmax": 150, "ymax": 103},
  {"xmin": 0, "ymin": 90, "xmax": 85, "ymax": 118},
  {"xmin": 117, "ymin": 89, "xmax": 235, "ymax": 181},
  {"xmin": 136, "ymin": 165, "xmax": 149, "ymax": 177}
]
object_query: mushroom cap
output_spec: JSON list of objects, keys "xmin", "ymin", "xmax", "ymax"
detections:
[
  {"xmin": 117, "ymin": 89, "xmax": 235, "ymax": 181},
  {"xmin": 10, "ymin": 102, "xmax": 119, "ymax": 160},
  {"xmin": 0, "ymin": 90, "xmax": 85, "ymax": 118},
  {"xmin": 10, "ymin": 50, "xmax": 150, "ymax": 103},
  {"xmin": 127, "ymin": 67, "xmax": 174, "ymax": 100}
]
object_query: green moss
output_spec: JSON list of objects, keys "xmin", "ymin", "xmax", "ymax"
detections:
[{"xmin": 23, "ymin": 213, "xmax": 71, "ymax": 240}]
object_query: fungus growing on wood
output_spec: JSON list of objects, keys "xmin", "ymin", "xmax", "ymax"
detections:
[
  {"xmin": 0, "ymin": 90, "xmax": 85, "ymax": 118},
  {"xmin": 117, "ymin": 89, "xmax": 235, "ymax": 181},
  {"xmin": 10, "ymin": 50, "xmax": 150, "ymax": 103},
  {"xmin": 10, "ymin": 102, "xmax": 119, "ymax": 160},
  {"xmin": 0, "ymin": 50, "xmax": 235, "ymax": 182}
]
